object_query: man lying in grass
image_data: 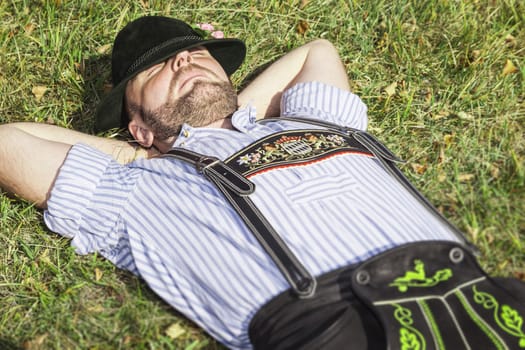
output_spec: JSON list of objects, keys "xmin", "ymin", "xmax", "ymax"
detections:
[{"xmin": 1, "ymin": 15, "xmax": 524, "ymax": 350}]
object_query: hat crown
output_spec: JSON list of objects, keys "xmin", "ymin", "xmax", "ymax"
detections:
[{"xmin": 111, "ymin": 16, "xmax": 202, "ymax": 85}]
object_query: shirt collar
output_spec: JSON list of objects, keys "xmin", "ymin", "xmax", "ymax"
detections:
[
  {"xmin": 171, "ymin": 104, "xmax": 258, "ymax": 148},
  {"xmin": 231, "ymin": 103, "xmax": 257, "ymax": 132}
]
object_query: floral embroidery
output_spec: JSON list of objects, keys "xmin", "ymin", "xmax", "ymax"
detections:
[
  {"xmin": 225, "ymin": 129, "xmax": 372, "ymax": 177},
  {"xmin": 236, "ymin": 132, "xmax": 349, "ymax": 168}
]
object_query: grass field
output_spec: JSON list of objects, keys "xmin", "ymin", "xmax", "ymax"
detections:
[{"xmin": 1, "ymin": 0, "xmax": 524, "ymax": 349}]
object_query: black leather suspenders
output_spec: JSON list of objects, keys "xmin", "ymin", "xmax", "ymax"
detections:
[
  {"xmin": 162, "ymin": 117, "xmax": 476, "ymax": 298},
  {"xmin": 163, "ymin": 146, "xmax": 318, "ymax": 298}
]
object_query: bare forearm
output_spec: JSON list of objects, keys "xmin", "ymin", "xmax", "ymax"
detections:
[
  {"xmin": 0, "ymin": 125, "xmax": 71, "ymax": 208},
  {"xmin": 10, "ymin": 123, "xmax": 152, "ymax": 163},
  {"xmin": 238, "ymin": 39, "xmax": 350, "ymax": 118}
]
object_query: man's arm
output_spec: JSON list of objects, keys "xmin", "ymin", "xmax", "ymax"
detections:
[
  {"xmin": 9, "ymin": 123, "xmax": 155, "ymax": 162},
  {"xmin": 0, "ymin": 125, "xmax": 71, "ymax": 208},
  {"xmin": 237, "ymin": 39, "xmax": 349, "ymax": 118},
  {"xmin": 0, "ymin": 123, "xmax": 154, "ymax": 208}
]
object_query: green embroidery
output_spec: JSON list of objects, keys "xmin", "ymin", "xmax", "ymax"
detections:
[
  {"xmin": 419, "ymin": 300, "xmax": 445, "ymax": 350},
  {"xmin": 456, "ymin": 290, "xmax": 506, "ymax": 350},
  {"xmin": 393, "ymin": 304, "xmax": 426, "ymax": 350},
  {"xmin": 473, "ymin": 285, "xmax": 525, "ymax": 348},
  {"xmin": 400, "ymin": 328, "xmax": 421, "ymax": 350},
  {"xmin": 389, "ymin": 259, "xmax": 453, "ymax": 292}
]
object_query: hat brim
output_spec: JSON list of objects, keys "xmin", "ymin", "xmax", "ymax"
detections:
[{"xmin": 94, "ymin": 38, "xmax": 245, "ymax": 133}]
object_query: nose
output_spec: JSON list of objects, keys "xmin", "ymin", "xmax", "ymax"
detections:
[{"xmin": 171, "ymin": 50, "xmax": 193, "ymax": 71}]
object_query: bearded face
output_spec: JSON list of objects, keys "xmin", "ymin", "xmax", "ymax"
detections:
[
  {"xmin": 124, "ymin": 47, "xmax": 239, "ymax": 141},
  {"xmin": 139, "ymin": 79, "xmax": 238, "ymax": 140}
]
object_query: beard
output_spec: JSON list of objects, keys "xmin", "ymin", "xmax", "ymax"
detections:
[{"xmin": 141, "ymin": 79, "xmax": 238, "ymax": 140}]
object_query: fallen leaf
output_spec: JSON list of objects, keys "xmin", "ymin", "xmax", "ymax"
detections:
[
  {"xmin": 24, "ymin": 23, "xmax": 35, "ymax": 35},
  {"xmin": 470, "ymin": 49, "xmax": 481, "ymax": 60},
  {"xmin": 504, "ymin": 34, "xmax": 516, "ymax": 48},
  {"xmin": 32, "ymin": 85, "xmax": 48, "ymax": 101},
  {"xmin": 458, "ymin": 173, "xmax": 475, "ymax": 182},
  {"xmin": 23, "ymin": 333, "xmax": 48, "ymax": 350},
  {"xmin": 165, "ymin": 323, "xmax": 186, "ymax": 339},
  {"xmin": 94, "ymin": 267, "xmax": 103, "ymax": 281},
  {"xmin": 87, "ymin": 305, "xmax": 104, "ymax": 313},
  {"xmin": 384, "ymin": 81, "xmax": 397, "ymax": 96},
  {"xmin": 97, "ymin": 44, "xmax": 111, "ymax": 55},
  {"xmin": 469, "ymin": 49, "xmax": 482, "ymax": 65},
  {"xmin": 433, "ymin": 110, "xmax": 450, "ymax": 120},
  {"xmin": 438, "ymin": 147, "xmax": 446, "ymax": 164},
  {"xmin": 411, "ymin": 163, "xmax": 427, "ymax": 174},
  {"xmin": 296, "ymin": 20, "xmax": 309, "ymax": 35},
  {"xmin": 457, "ymin": 111, "xmax": 474, "ymax": 120},
  {"xmin": 424, "ymin": 90, "xmax": 432, "ymax": 103},
  {"xmin": 443, "ymin": 134, "xmax": 454, "ymax": 146},
  {"xmin": 502, "ymin": 59, "xmax": 518, "ymax": 76},
  {"xmin": 490, "ymin": 164, "xmax": 500, "ymax": 179},
  {"xmin": 437, "ymin": 170, "xmax": 447, "ymax": 182},
  {"xmin": 250, "ymin": 7, "xmax": 263, "ymax": 18}
]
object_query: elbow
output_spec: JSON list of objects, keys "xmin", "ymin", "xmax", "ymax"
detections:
[{"xmin": 308, "ymin": 38, "xmax": 337, "ymax": 50}]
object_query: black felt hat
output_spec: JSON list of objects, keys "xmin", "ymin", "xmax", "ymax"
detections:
[{"xmin": 94, "ymin": 16, "xmax": 246, "ymax": 132}]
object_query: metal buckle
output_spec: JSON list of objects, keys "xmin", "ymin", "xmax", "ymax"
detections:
[{"xmin": 196, "ymin": 156, "xmax": 220, "ymax": 173}]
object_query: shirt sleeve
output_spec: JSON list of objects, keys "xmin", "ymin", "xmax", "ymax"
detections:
[
  {"xmin": 280, "ymin": 81, "xmax": 368, "ymax": 131},
  {"xmin": 44, "ymin": 143, "xmax": 140, "ymax": 273}
]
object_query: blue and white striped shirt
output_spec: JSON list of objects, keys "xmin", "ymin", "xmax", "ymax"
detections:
[{"xmin": 44, "ymin": 82, "xmax": 460, "ymax": 349}]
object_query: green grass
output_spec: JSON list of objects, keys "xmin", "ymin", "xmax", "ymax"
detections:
[{"xmin": 1, "ymin": 0, "xmax": 524, "ymax": 348}]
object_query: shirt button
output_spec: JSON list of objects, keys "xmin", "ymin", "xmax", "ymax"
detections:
[{"xmin": 183, "ymin": 130, "xmax": 190, "ymax": 137}]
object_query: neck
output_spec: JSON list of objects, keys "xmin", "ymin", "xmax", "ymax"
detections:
[
  {"xmin": 204, "ymin": 117, "xmax": 233, "ymax": 130},
  {"xmin": 154, "ymin": 136, "xmax": 176, "ymax": 154}
]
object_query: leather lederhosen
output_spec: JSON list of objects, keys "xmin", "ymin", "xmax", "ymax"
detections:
[
  {"xmin": 249, "ymin": 241, "xmax": 525, "ymax": 349},
  {"xmin": 248, "ymin": 262, "xmax": 384, "ymax": 349}
]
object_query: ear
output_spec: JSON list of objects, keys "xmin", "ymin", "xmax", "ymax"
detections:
[{"xmin": 128, "ymin": 119, "xmax": 155, "ymax": 148}]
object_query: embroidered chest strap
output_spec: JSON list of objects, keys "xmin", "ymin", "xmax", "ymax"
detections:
[
  {"xmin": 163, "ymin": 147, "xmax": 317, "ymax": 298},
  {"xmin": 223, "ymin": 128, "xmax": 374, "ymax": 176},
  {"xmin": 260, "ymin": 117, "xmax": 478, "ymax": 254}
]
